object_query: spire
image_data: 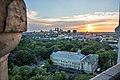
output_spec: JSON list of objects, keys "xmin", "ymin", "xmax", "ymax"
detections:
[{"xmin": 77, "ymin": 48, "xmax": 81, "ymax": 55}]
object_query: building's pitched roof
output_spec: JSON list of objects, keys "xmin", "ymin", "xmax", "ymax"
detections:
[
  {"xmin": 82, "ymin": 54, "xmax": 98, "ymax": 65},
  {"xmin": 51, "ymin": 51, "xmax": 85, "ymax": 62}
]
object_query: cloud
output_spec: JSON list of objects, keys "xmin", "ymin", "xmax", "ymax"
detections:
[
  {"xmin": 27, "ymin": 11, "xmax": 38, "ymax": 20},
  {"xmin": 27, "ymin": 10, "xmax": 118, "ymax": 32}
]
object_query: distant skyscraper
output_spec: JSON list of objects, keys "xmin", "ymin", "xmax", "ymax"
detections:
[
  {"xmin": 73, "ymin": 30, "xmax": 77, "ymax": 33},
  {"xmin": 67, "ymin": 30, "xmax": 71, "ymax": 33},
  {"xmin": 115, "ymin": 4, "xmax": 120, "ymax": 64}
]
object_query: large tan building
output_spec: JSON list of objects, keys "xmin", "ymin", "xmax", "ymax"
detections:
[{"xmin": 50, "ymin": 50, "xmax": 98, "ymax": 73}]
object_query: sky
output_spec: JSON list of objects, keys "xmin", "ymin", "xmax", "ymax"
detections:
[{"xmin": 25, "ymin": 0, "xmax": 119, "ymax": 32}]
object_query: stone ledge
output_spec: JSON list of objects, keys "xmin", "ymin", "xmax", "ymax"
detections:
[{"xmin": 90, "ymin": 64, "xmax": 120, "ymax": 80}]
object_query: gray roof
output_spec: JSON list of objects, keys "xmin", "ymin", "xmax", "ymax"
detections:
[
  {"xmin": 51, "ymin": 51, "xmax": 85, "ymax": 62},
  {"xmin": 82, "ymin": 54, "xmax": 98, "ymax": 65}
]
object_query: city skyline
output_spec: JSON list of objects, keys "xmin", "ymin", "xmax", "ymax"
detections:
[{"xmin": 25, "ymin": 0, "xmax": 119, "ymax": 32}]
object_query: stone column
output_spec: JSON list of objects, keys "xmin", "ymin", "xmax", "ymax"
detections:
[
  {"xmin": 117, "ymin": 37, "xmax": 120, "ymax": 64},
  {"xmin": 0, "ymin": 0, "xmax": 27, "ymax": 80},
  {"xmin": 0, "ymin": 54, "xmax": 9, "ymax": 80},
  {"xmin": 115, "ymin": 4, "xmax": 120, "ymax": 64}
]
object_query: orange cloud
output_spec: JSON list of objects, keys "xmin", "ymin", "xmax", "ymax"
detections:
[{"xmin": 27, "ymin": 11, "xmax": 118, "ymax": 32}]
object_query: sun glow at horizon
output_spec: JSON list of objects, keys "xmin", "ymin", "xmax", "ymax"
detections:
[{"xmin": 86, "ymin": 24, "xmax": 95, "ymax": 32}]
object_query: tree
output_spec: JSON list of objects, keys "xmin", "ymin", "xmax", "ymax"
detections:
[
  {"xmin": 29, "ymin": 75, "xmax": 46, "ymax": 80},
  {"xmin": 65, "ymin": 43, "xmax": 75, "ymax": 51},
  {"xmin": 43, "ymin": 60, "xmax": 51, "ymax": 70},
  {"xmin": 67, "ymin": 73, "xmax": 78, "ymax": 80},
  {"xmin": 96, "ymin": 49, "xmax": 110, "ymax": 70},
  {"xmin": 53, "ymin": 71, "xmax": 67, "ymax": 80},
  {"xmin": 31, "ymin": 67, "xmax": 43, "ymax": 76},
  {"xmin": 15, "ymin": 50, "xmax": 37, "ymax": 66},
  {"xmin": 76, "ymin": 74, "xmax": 95, "ymax": 80},
  {"xmin": 8, "ymin": 55, "xmax": 15, "ymax": 69},
  {"xmin": 31, "ymin": 67, "xmax": 48, "ymax": 76},
  {"xmin": 81, "ymin": 45, "xmax": 94, "ymax": 55},
  {"xmin": 19, "ymin": 66, "xmax": 31, "ymax": 80},
  {"xmin": 46, "ymin": 75, "xmax": 54, "ymax": 80},
  {"xmin": 101, "ymin": 42, "xmax": 113, "ymax": 50},
  {"xmin": 32, "ymin": 46, "xmax": 43, "ymax": 58},
  {"xmin": 9, "ymin": 66, "xmax": 19, "ymax": 76},
  {"xmin": 49, "ymin": 45, "xmax": 60, "ymax": 52},
  {"xmin": 108, "ymin": 50, "xmax": 117, "ymax": 66},
  {"xmin": 46, "ymin": 59, "xmax": 53, "ymax": 65},
  {"xmin": 70, "ymin": 47, "xmax": 78, "ymax": 52},
  {"xmin": 11, "ymin": 75, "xmax": 23, "ymax": 80},
  {"xmin": 33, "ymin": 46, "xmax": 48, "ymax": 59}
]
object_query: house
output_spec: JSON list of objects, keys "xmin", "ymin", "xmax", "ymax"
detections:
[{"xmin": 50, "ymin": 50, "xmax": 98, "ymax": 73}]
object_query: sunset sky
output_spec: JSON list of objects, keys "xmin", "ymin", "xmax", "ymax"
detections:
[{"xmin": 25, "ymin": 0, "xmax": 119, "ymax": 32}]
